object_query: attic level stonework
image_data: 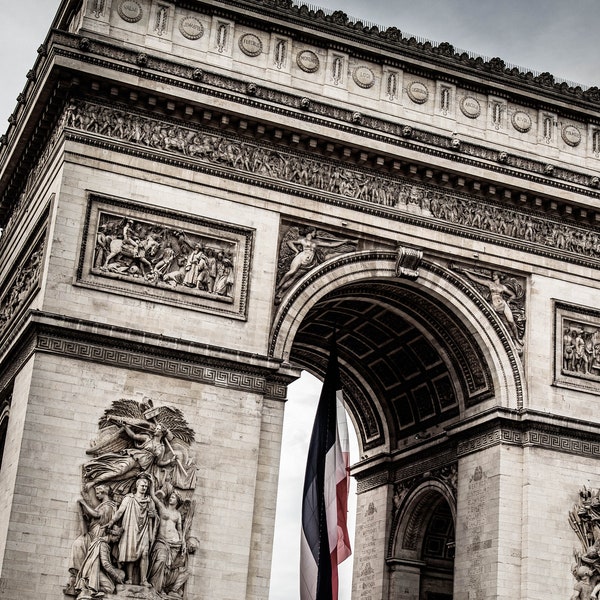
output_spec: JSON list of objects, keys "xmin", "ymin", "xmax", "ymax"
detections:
[{"xmin": 1, "ymin": 2, "xmax": 600, "ymax": 600}]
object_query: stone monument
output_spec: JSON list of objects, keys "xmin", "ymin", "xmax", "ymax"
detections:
[{"xmin": 0, "ymin": 1, "xmax": 600, "ymax": 599}]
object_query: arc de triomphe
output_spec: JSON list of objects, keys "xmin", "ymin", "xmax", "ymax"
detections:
[{"xmin": 1, "ymin": 2, "xmax": 600, "ymax": 599}]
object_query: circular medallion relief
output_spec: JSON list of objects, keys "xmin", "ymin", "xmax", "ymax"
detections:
[
  {"xmin": 296, "ymin": 50, "xmax": 320, "ymax": 73},
  {"xmin": 238, "ymin": 33, "xmax": 263, "ymax": 57},
  {"xmin": 117, "ymin": 0, "xmax": 142, "ymax": 23},
  {"xmin": 562, "ymin": 125, "xmax": 582, "ymax": 147},
  {"xmin": 460, "ymin": 96, "xmax": 481, "ymax": 119},
  {"xmin": 407, "ymin": 81, "xmax": 429, "ymax": 104},
  {"xmin": 352, "ymin": 66, "xmax": 375, "ymax": 89},
  {"xmin": 511, "ymin": 111, "xmax": 532, "ymax": 133},
  {"xmin": 179, "ymin": 16, "xmax": 204, "ymax": 40}
]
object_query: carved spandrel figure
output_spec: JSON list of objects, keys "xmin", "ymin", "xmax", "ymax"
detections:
[
  {"xmin": 275, "ymin": 226, "xmax": 357, "ymax": 303},
  {"xmin": 455, "ymin": 266, "xmax": 525, "ymax": 347}
]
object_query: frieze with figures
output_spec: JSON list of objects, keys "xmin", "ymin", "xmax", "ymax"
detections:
[
  {"xmin": 63, "ymin": 101, "xmax": 600, "ymax": 270},
  {"xmin": 63, "ymin": 398, "xmax": 198, "ymax": 599},
  {"xmin": 78, "ymin": 197, "xmax": 254, "ymax": 319},
  {"xmin": 0, "ymin": 232, "xmax": 45, "ymax": 338}
]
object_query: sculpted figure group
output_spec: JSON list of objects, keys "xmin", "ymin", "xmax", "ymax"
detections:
[
  {"xmin": 563, "ymin": 323, "xmax": 600, "ymax": 378},
  {"xmin": 65, "ymin": 399, "xmax": 197, "ymax": 599},
  {"xmin": 67, "ymin": 100, "xmax": 600, "ymax": 268},
  {"xmin": 93, "ymin": 213, "xmax": 235, "ymax": 300},
  {"xmin": 569, "ymin": 486, "xmax": 600, "ymax": 599}
]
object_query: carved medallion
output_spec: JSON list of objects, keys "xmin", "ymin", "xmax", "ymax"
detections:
[
  {"xmin": 178, "ymin": 16, "xmax": 204, "ymax": 40},
  {"xmin": 238, "ymin": 33, "xmax": 263, "ymax": 57},
  {"xmin": 406, "ymin": 81, "xmax": 429, "ymax": 104},
  {"xmin": 63, "ymin": 398, "xmax": 198, "ymax": 597},
  {"xmin": 562, "ymin": 125, "xmax": 582, "ymax": 147},
  {"xmin": 296, "ymin": 50, "xmax": 320, "ymax": 73},
  {"xmin": 352, "ymin": 66, "xmax": 375, "ymax": 89},
  {"xmin": 511, "ymin": 111, "xmax": 532, "ymax": 133},
  {"xmin": 460, "ymin": 96, "xmax": 481, "ymax": 119},
  {"xmin": 117, "ymin": 0, "xmax": 142, "ymax": 23}
]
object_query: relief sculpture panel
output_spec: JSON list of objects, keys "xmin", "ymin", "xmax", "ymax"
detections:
[
  {"xmin": 555, "ymin": 303, "xmax": 600, "ymax": 393},
  {"xmin": 64, "ymin": 398, "xmax": 198, "ymax": 599},
  {"xmin": 78, "ymin": 196, "xmax": 254, "ymax": 319}
]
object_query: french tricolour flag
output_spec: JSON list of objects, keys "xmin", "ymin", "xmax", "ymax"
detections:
[{"xmin": 300, "ymin": 342, "xmax": 352, "ymax": 600}]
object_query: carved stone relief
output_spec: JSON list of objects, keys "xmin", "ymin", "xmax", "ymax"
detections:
[
  {"xmin": 64, "ymin": 398, "xmax": 198, "ymax": 598},
  {"xmin": 117, "ymin": 0, "xmax": 142, "ymax": 23},
  {"xmin": 0, "ymin": 232, "xmax": 45, "ymax": 337},
  {"xmin": 178, "ymin": 16, "xmax": 204, "ymax": 40},
  {"xmin": 407, "ymin": 81, "xmax": 429, "ymax": 104},
  {"xmin": 238, "ymin": 33, "xmax": 262, "ymax": 57},
  {"xmin": 296, "ymin": 50, "xmax": 319, "ymax": 73},
  {"xmin": 274, "ymin": 223, "xmax": 358, "ymax": 304},
  {"xmin": 62, "ymin": 101, "xmax": 600, "ymax": 270},
  {"xmin": 568, "ymin": 486, "xmax": 600, "ymax": 598},
  {"xmin": 353, "ymin": 66, "xmax": 375, "ymax": 89},
  {"xmin": 554, "ymin": 303, "xmax": 600, "ymax": 393},
  {"xmin": 451, "ymin": 263, "xmax": 526, "ymax": 350},
  {"xmin": 78, "ymin": 196, "xmax": 254, "ymax": 319}
]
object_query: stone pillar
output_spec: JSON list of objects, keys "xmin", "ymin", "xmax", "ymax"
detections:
[
  {"xmin": 454, "ymin": 443, "xmax": 523, "ymax": 600},
  {"xmin": 387, "ymin": 558, "xmax": 425, "ymax": 600},
  {"xmin": 245, "ymin": 391, "xmax": 287, "ymax": 600},
  {"xmin": 352, "ymin": 475, "xmax": 393, "ymax": 600}
]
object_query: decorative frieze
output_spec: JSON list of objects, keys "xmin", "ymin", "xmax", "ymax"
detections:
[
  {"xmin": 77, "ymin": 196, "xmax": 254, "ymax": 319},
  {"xmin": 0, "ymin": 230, "xmax": 45, "ymax": 338},
  {"xmin": 61, "ymin": 101, "xmax": 600, "ymax": 271}
]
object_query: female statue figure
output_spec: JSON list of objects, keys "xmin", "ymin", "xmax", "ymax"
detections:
[{"xmin": 148, "ymin": 484, "xmax": 187, "ymax": 594}]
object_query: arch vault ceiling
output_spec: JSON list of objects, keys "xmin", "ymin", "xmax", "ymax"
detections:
[{"xmin": 289, "ymin": 280, "xmax": 494, "ymax": 451}]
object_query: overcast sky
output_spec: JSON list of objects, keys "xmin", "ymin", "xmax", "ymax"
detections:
[{"xmin": 1, "ymin": 2, "xmax": 598, "ymax": 600}]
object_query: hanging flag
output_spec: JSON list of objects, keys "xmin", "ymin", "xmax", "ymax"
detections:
[{"xmin": 300, "ymin": 342, "xmax": 352, "ymax": 600}]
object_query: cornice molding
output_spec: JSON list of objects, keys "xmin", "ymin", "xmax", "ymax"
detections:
[
  {"xmin": 211, "ymin": 0, "xmax": 600, "ymax": 110},
  {"xmin": 0, "ymin": 311, "xmax": 296, "ymax": 398}
]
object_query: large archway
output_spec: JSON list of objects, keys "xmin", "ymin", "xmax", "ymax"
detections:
[{"xmin": 269, "ymin": 249, "xmax": 524, "ymax": 598}]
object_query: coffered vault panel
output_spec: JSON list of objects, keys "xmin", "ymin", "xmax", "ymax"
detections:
[{"xmin": 289, "ymin": 280, "xmax": 494, "ymax": 450}]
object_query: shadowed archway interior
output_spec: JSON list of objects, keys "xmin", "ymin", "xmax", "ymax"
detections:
[{"xmin": 288, "ymin": 279, "xmax": 494, "ymax": 451}]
